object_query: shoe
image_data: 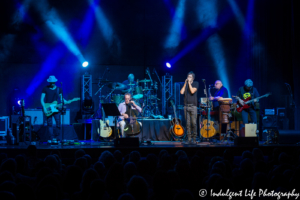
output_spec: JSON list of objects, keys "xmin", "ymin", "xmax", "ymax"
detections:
[
  {"xmin": 182, "ymin": 139, "xmax": 192, "ymax": 145},
  {"xmin": 191, "ymin": 138, "xmax": 197, "ymax": 145}
]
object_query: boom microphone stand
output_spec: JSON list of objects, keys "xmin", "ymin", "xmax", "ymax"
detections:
[{"xmin": 60, "ymin": 82, "xmax": 66, "ymax": 144}]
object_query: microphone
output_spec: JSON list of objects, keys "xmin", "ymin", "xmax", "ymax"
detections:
[{"xmin": 209, "ymin": 84, "xmax": 214, "ymax": 88}]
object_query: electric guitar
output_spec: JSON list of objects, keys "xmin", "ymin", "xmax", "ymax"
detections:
[
  {"xmin": 169, "ymin": 100, "xmax": 185, "ymax": 137},
  {"xmin": 44, "ymin": 97, "xmax": 80, "ymax": 117},
  {"xmin": 232, "ymin": 93, "xmax": 271, "ymax": 112},
  {"xmin": 97, "ymin": 119, "xmax": 112, "ymax": 138}
]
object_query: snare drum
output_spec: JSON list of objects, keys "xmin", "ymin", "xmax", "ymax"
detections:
[
  {"xmin": 112, "ymin": 94, "xmax": 124, "ymax": 105},
  {"xmin": 133, "ymin": 86, "xmax": 143, "ymax": 99}
]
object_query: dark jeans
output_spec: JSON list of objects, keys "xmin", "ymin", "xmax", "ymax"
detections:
[
  {"xmin": 184, "ymin": 105, "xmax": 197, "ymax": 139},
  {"xmin": 47, "ymin": 112, "xmax": 61, "ymax": 139},
  {"xmin": 241, "ymin": 108, "xmax": 257, "ymax": 124}
]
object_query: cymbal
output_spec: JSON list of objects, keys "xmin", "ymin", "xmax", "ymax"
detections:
[
  {"xmin": 143, "ymin": 89, "xmax": 153, "ymax": 91},
  {"xmin": 107, "ymin": 82, "xmax": 126, "ymax": 90},
  {"xmin": 127, "ymin": 84, "xmax": 135, "ymax": 86},
  {"xmin": 139, "ymin": 79, "xmax": 151, "ymax": 83}
]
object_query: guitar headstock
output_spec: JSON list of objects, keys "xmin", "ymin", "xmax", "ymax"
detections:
[
  {"xmin": 71, "ymin": 97, "xmax": 81, "ymax": 102},
  {"xmin": 266, "ymin": 92, "xmax": 272, "ymax": 97}
]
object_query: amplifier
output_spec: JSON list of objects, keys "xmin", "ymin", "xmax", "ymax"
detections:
[
  {"xmin": 265, "ymin": 109, "xmax": 275, "ymax": 115},
  {"xmin": 24, "ymin": 109, "xmax": 70, "ymax": 125},
  {"xmin": 0, "ymin": 116, "xmax": 9, "ymax": 136}
]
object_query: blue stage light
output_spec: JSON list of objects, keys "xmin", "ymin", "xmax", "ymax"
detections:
[
  {"xmin": 166, "ymin": 62, "xmax": 171, "ymax": 68},
  {"xmin": 82, "ymin": 61, "xmax": 89, "ymax": 67}
]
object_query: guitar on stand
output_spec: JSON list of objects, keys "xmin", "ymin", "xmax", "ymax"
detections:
[
  {"xmin": 200, "ymin": 84, "xmax": 216, "ymax": 140},
  {"xmin": 169, "ymin": 99, "xmax": 185, "ymax": 140},
  {"xmin": 200, "ymin": 80, "xmax": 216, "ymax": 143}
]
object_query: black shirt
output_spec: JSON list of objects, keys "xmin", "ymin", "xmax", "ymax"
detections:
[
  {"xmin": 212, "ymin": 86, "xmax": 229, "ymax": 109},
  {"xmin": 42, "ymin": 86, "xmax": 62, "ymax": 103},
  {"xmin": 183, "ymin": 81, "xmax": 199, "ymax": 106}
]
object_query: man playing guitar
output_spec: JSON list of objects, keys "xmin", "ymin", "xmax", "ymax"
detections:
[
  {"xmin": 41, "ymin": 76, "xmax": 70, "ymax": 139},
  {"xmin": 236, "ymin": 79, "xmax": 259, "ymax": 125},
  {"xmin": 118, "ymin": 93, "xmax": 142, "ymax": 137}
]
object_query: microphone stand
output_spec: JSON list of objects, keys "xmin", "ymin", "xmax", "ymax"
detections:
[
  {"xmin": 202, "ymin": 79, "xmax": 213, "ymax": 144},
  {"xmin": 94, "ymin": 68, "xmax": 110, "ymax": 119},
  {"xmin": 60, "ymin": 82, "xmax": 66, "ymax": 144}
]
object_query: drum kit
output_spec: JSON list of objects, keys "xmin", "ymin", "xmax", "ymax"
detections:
[{"xmin": 95, "ymin": 78, "xmax": 160, "ymax": 118}]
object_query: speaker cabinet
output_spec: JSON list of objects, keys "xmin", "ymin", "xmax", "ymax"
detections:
[
  {"xmin": 24, "ymin": 109, "xmax": 70, "ymax": 125},
  {"xmin": 234, "ymin": 137, "xmax": 259, "ymax": 146}
]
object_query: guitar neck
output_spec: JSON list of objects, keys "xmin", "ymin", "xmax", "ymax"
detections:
[
  {"xmin": 173, "ymin": 105, "xmax": 178, "ymax": 123},
  {"xmin": 246, "ymin": 94, "xmax": 269, "ymax": 104}
]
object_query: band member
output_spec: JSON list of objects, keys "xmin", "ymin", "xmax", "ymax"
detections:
[
  {"xmin": 236, "ymin": 79, "xmax": 259, "ymax": 125},
  {"xmin": 209, "ymin": 80, "xmax": 229, "ymax": 110},
  {"xmin": 41, "ymin": 76, "xmax": 69, "ymax": 139},
  {"xmin": 122, "ymin": 74, "xmax": 136, "ymax": 94},
  {"xmin": 180, "ymin": 71, "xmax": 199, "ymax": 144},
  {"xmin": 118, "ymin": 93, "xmax": 142, "ymax": 137}
]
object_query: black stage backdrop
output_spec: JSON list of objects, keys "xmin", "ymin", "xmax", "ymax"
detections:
[{"xmin": 0, "ymin": 0, "xmax": 299, "ymax": 128}]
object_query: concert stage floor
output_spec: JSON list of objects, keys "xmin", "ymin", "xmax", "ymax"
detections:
[{"xmin": 1, "ymin": 140, "xmax": 299, "ymax": 160}]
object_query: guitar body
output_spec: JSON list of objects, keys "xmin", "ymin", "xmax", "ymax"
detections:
[
  {"xmin": 44, "ymin": 101, "xmax": 59, "ymax": 117},
  {"xmin": 98, "ymin": 120, "xmax": 112, "ymax": 138},
  {"xmin": 124, "ymin": 118, "xmax": 141, "ymax": 136},
  {"xmin": 170, "ymin": 118, "xmax": 185, "ymax": 137},
  {"xmin": 200, "ymin": 119, "xmax": 216, "ymax": 138},
  {"xmin": 236, "ymin": 97, "xmax": 251, "ymax": 112},
  {"xmin": 44, "ymin": 98, "xmax": 80, "ymax": 117}
]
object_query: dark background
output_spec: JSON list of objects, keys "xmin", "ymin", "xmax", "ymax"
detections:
[{"xmin": 0, "ymin": 0, "xmax": 299, "ymax": 128}]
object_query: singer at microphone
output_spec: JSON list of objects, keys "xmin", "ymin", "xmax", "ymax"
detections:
[
  {"xmin": 209, "ymin": 80, "xmax": 228, "ymax": 110},
  {"xmin": 180, "ymin": 71, "xmax": 199, "ymax": 145}
]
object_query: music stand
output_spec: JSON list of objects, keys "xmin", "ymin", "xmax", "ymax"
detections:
[{"xmin": 101, "ymin": 103, "xmax": 121, "ymax": 138}]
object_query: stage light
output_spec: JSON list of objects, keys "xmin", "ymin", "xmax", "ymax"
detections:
[
  {"xmin": 17, "ymin": 100, "xmax": 21, "ymax": 106},
  {"xmin": 164, "ymin": 0, "xmax": 186, "ymax": 49},
  {"xmin": 166, "ymin": 62, "xmax": 171, "ymax": 68},
  {"xmin": 82, "ymin": 61, "xmax": 89, "ymax": 67}
]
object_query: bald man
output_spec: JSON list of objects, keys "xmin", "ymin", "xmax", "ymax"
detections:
[{"xmin": 209, "ymin": 80, "xmax": 229, "ymax": 110}]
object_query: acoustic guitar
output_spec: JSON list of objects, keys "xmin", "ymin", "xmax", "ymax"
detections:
[
  {"xmin": 200, "ymin": 87, "xmax": 216, "ymax": 138},
  {"xmin": 232, "ymin": 93, "xmax": 271, "ymax": 112},
  {"xmin": 169, "ymin": 100, "xmax": 185, "ymax": 137},
  {"xmin": 44, "ymin": 97, "xmax": 80, "ymax": 117},
  {"xmin": 97, "ymin": 119, "xmax": 112, "ymax": 138}
]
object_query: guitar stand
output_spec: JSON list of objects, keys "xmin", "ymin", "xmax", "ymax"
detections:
[{"xmin": 221, "ymin": 129, "xmax": 238, "ymax": 144}]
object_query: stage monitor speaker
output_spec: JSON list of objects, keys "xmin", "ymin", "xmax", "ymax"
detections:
[
  {"xmin": 278, "ymin": 130, "xmax": 300, "ymax": 144},
  {"xmin": 234, "ymin": 137, "xmax": 259, "ymax": 146},
  {"xmin": 114, "ymin": 138, "xmax": 139, "ymax": 147}
]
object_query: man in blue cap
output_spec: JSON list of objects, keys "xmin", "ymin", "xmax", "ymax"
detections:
[{"xmin": 236, "ymin": 79, "xmax": 260, "ymax": 125}]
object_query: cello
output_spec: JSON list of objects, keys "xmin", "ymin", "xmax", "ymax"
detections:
[{"xmin": 123, "ymin": 108, "xmax": 141, "ymax": 136}]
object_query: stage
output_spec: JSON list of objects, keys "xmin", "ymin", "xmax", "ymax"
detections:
[{"xmin": 1, "ymin": 139, "xmax": 299, "ymax": 161}]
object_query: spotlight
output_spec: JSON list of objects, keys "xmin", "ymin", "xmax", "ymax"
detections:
[
  {"xmin": 82, "ymin": 61, "xmax": 89, "ymax": 67},
  {"xmin": 166, "ymin": 62, "xmax": 171, "ymax": 68}
]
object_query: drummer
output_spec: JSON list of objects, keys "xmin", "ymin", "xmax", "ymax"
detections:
[{"xmin": 122, "ymin": 74, "xmax": 136, "ymax": 94}]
